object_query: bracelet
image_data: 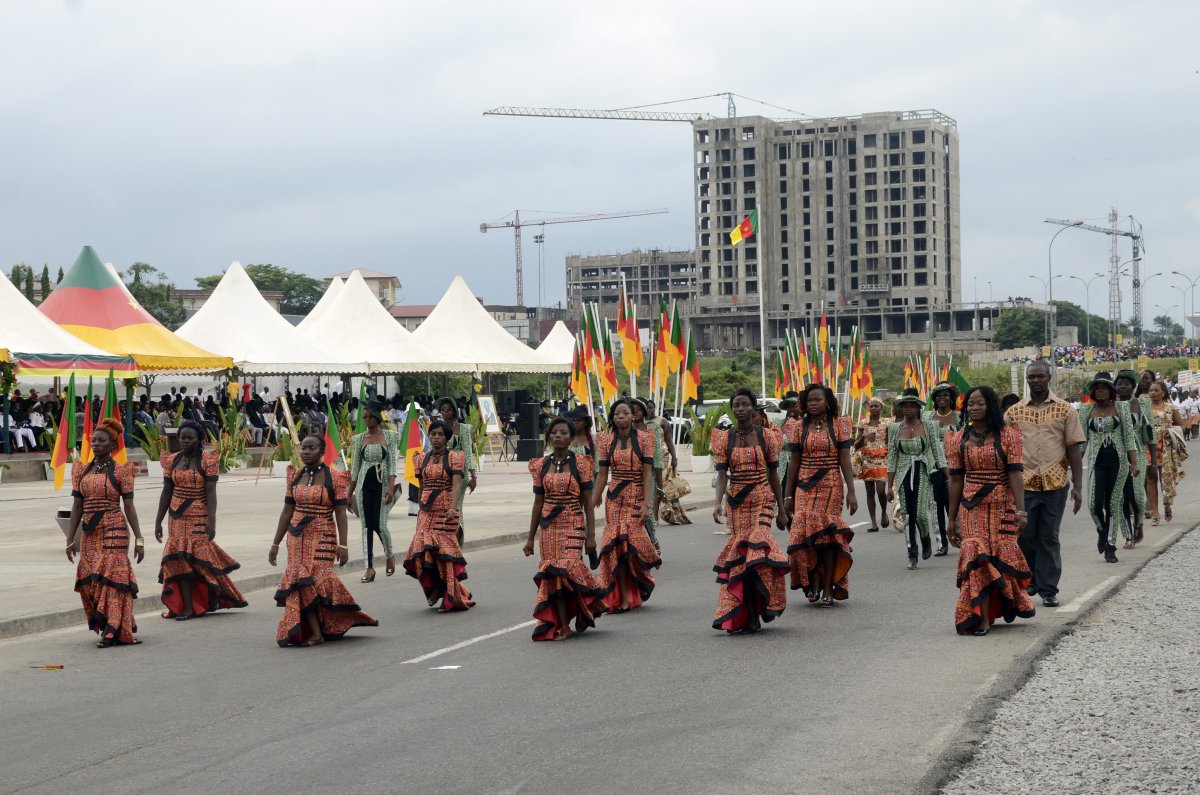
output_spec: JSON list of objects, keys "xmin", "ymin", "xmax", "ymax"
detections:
[
  {"xmin": 336, "ymin": 544, "xmax": 348, "ymax": 550},
  {"xmin": 1014, "ymin": 510, "xmax": 1027, "ymax": 517},
  {"xmin": 134, "ymin": 538, "xmax": 145, "ymax": 546},
  {"xmin": 784, "ymin": 496, "xmax": 794, "ymax": 502},
  {"xmin": 270, "ymin": 544, "xmax": 280, "ymax": 549},
  {"xmin": 65, "ymin": 544, "xmax": 75, "ymax": 552}
]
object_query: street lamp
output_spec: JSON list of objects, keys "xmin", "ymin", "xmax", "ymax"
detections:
[
  {"xmin": 1068, "ymin": 272, "xmax": 1105, "ymax": 347},
  {"xmin": 1048, "ymin": 220, "xmax": 1084, "ymax": 360},
  {"xmin": 533, "ymin": 233, "xmax": 545, "ymax": 312},
  {"xmin": 1029, "ymin": 274, "xmax": 1062, "ymax": 351},
  {"xmin": 1171, "ymin": 270, "xmax": 1200, "ymax": 344}
]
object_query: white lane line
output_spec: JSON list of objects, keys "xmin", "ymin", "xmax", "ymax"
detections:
[
  {"xmin": 849, "ymin": 521, "xmax": 869, "ymax": 529},
  {"xmin": 429, "ymin": 665, "xmax": 461, "ymax": 670},
  {"xmin": 400, "ymin": 620, "xmax": 537, "ymax": 664},
  {"xmin": 1057, "ymin": 575, "xmax": 1121, "ymax": 613},
  {"xmin": 1152, "ymin": 533, "xmax": 1177, "ymax": 548}
]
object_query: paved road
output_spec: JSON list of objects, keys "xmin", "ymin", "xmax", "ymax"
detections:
[{"xmin": 3, "ymin": 485, "xmax": 1194, "ymax": 795}]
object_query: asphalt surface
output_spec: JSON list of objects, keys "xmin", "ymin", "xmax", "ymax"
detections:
[{"xmin": 1, "ymin": 500, "xmax": 1193, "ymax": 795}]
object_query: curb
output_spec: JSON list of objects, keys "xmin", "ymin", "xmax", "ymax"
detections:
[
  {"xmin": 917, "ymin": 521, "xmax": 1198, "ymax": 795},
  {"xmin": 0, "ymin": 497, "xmax": 717, "ymax": 641}
]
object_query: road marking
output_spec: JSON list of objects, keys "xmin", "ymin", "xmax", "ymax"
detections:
[
  {"xmin": 400, "ymin": 620, "xmax": 537, "ymax": 664},
  {"xmin": 1057, "ymin": 575, "xmax": 1121, "ymax": 613},
  {"xmin": 849, "ymin": 521, "xmax": 869, "ymax": 529},
  {"xmin": 429, "ymin": 665, "xmax": 461, "ymax": 670},
  {"xmin": 1152, "ymin": 533, "xmax": 1176, "ymax": 548}
]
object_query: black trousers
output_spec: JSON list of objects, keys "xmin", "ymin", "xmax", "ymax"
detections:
[
  {"xmin": 362, "ymin": 467, "xmax": 384, "ymax": 568},
  {"xmin": 1092, "ymin": 444, "xmax": 1120, "ymax": 553},
  {"xmin": 903, "ymin": 462, "xmax": 928, "ymax": 560},
  {"xmin": 930, "ymin": 469, "xmax": 950, "ymax": 548}
]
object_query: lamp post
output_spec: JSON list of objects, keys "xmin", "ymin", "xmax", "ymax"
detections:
[
  {"xmin": 1171, "ymin": 270, "xmax": 1200, "ymax": 345},
  {"xmin": 533, "ymin": 233, "xmax": 545, "ymax": 315},
  {"xmin": 1028, "ymin": 274, "xmax": 1061, "ymax": 352},
  {"xmin": 1068, "ymin": 272, "xmax": 1105, "ymax": 347},
  {"xmin": 1048, "ymin": 220, "xmax": 1084, "ymax": 362}
]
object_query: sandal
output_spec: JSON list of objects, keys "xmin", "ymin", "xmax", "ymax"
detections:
[
  {"xmin": 1152, "ymin": 517, "xmax": 1160, "ymax": 527},
  {"xmin": 361, "ymin": 568, "xmax": 375, "ymax": 583},
  {"xmin": 553, "ymin": 628, "xmax": 575, "ymax": 641},
  {"xmin": 174, "ymin": 613, "xmax": 194, "ymax": 622},
  {"xmin": 385, "ymin": 556, "xmax": 396, "ymax": 577},
  {"xmin": 820, "ymin": 595, "xmax": 834, "ymax": 606},
  {"xmin": 1165, "ymin": 507, "xmax": 1173, "ymax": 522},
  {"xmin": 303, "ymin": 637, "xmax": 326, "ymax": 647}
]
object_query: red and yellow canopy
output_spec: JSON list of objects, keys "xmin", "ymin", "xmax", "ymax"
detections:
[{"xmin": 38, "ymin": 246, "xmax": 231, "ymax": 372}]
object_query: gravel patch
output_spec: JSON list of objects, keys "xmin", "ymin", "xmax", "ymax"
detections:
[{"xmin": 942, "ymin": 528, "xmax": 1200, "ymax": 794}]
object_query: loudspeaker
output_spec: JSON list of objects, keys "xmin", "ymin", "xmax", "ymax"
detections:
[
  {"xmin": 497, "ymin": 390, "xmax": 516, "ymax": 416},
  {"xmin": 515, "ymin": 389, "xmax": 531, "ymax": 407},
  {"xmin": 515, "ymin": 438, "xmax": 543, "ymax": 461},
  {"xmin": 518, "ymin": 402, "xmax": 542, "ymax": 440}
]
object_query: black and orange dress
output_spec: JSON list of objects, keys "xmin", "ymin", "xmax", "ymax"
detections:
[
  {"xmin": 786, "ymin": 416, "xmax": 856, "ymax": 600},
  {"xmin": 72, "ymin": 460, "xmax": 139, "ymax": 644},
  {"xmin": 947, "ymin": 426, "xmax": 1036, "ymax": 634},
  {"xmin": 403, "ymin": 449, "xmax": 475, "ymax": 611},
  {"xmin": 274, "ymin": 464, "xmax": 378, "ymax": 646},
  {"xmin": 595, "ymin": 428, "xmax": 662, "ymax": 612},
  {"xmin": 529, "ymin": 453, "xmax": 607, "ymax": 640},
  {"xmin": 158, "ymin": 450, "xmax": 247, "ymax": 618},
  {"xmin": 711, "ymin": 427, "xmax": 789, "ymax": 632}
]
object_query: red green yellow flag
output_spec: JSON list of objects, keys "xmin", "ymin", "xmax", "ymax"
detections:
[
  {"xmin": 397, "ymin": 402, "xmax": 423, "ymax": 488},
  {"xmin": 669, "ymin": 302, "xmax": 685, "ymax": 372},
  {"xmin": 729, "ymin": 208, "xmax": 759, "ymax": 246},
  {"xmin": 80, "ymin": 377, "xmax": 95, "ymax": 464},
  {"xmin": 323, "ymin": 398, "xmax": 340, "ymax": 466},
  {"xmin": 50, "ymin": 374, "xmax": 76, "ymax": 490},
  {"xmin": 99, "ymin": 371, "xmax": 127, "ymax": 464},
  {"xmin": 683, "ymin": 330, "xmax": 700, "ymax": 404}
]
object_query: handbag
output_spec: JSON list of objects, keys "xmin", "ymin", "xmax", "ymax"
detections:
[{"xmin": 662, "ymin": 467, "xmax": 691, "ymax": 501}]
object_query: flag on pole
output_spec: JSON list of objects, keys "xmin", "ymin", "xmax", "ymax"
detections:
[
  {"xmin": 397, "ymin": 402, "xmax": 423, "ymax": 488},
  {"xmin": 570, "ymin": 336, "xmax": 589, "ymax": 405},
  {"xmin": 668, "ymin": 302, "xmax": 685, "ymax": 373},
  {"xmin": 617, "ymin": 284, "xmax": 642, "ymax": 375},
  {"xmin": 774, "ymin": 352, "xmax": 785, "ymax": 399},
  {"xmin": 682, "ymin": 330, "xmax": 700, "ymax": 404},
  {"xmin": 947, "ymin": 365, "xmax": 971, "ymax": 410},
  {"xmin": 654, "ymin": 301, "xmax": 670, "ymax": 390},
  {"xmin": 98, "ymin": 371, "xmax": 127, "ymax": 464},
  {"xmin": 80, "ymin": 377, "xmax": 95, "ymax": 464},
  {"xmin": 50, "ymin": 374, "xmax": 76, "ymax": 490},
  {"xmin": 728, "ymin": 208, "xmax": 759, "ymax": 246},
  {"xmin": 600, "ymin": 319, "xmax": 619, "ymax": 403},
  {"xmin": 584, "ymin": 305, "xmax": 602, "ymax": 373},
  {"xmin": 322, "ymin": 398, "xmax": 340, "ymax": 466},
  {"xmin": 354, "ymin": 381, "xmax": 369, "ymax": 434}
]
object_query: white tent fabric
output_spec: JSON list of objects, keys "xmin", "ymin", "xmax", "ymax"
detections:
[
  {"xmin": 300, "ymin": 270, "xmax": 469, "ymax": 373},
  {"xmin": 176, "ymin": 262, "xmax": 366, "ymax": 375},
  {"xmin": 297, "ymin": 276, "xmax": 344, "ymax": 332},
  {"xmin": 536, "ymin": 321, "xmax": 575, "ymax": 366},
  {"xmin": 0, "ymin": 270, "xmax": 135, "ymax": 365},
  {"xmin": 412, "ymin": 276, "xmax": 569, "ymax": 374}
]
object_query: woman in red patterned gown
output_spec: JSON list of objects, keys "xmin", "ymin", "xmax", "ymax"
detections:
[
  {"xmin": 593, "ymin": 399, "xmax": 661, "ymax": 613},
  {"xmin": 269, "ymin": 435, "xmax": 377, "ymax": 646},
  {"xmin": 947, "ymin": 385, "xmax": 1036, "ymax": 636},
  {"xmin": 65, "ymin": 418, "xmax": 145, "ymax": 647},
  {"xmin": 154, "ymin": 421, "xmax": 247, "ymax": 620},
  {"xmin": 523, "ymin": 417, "xmax": 606, "ymax": 640},
  {"xmin": 403, "ymin": 420, "xmax": 475, "ymax": 611},
  {"xmin": 711, "ymin": 389, "xmax": 790, "ymax": 633},
  {"xmin": 783, "ymin": 384, "xmax": 858, "ymax": 606}
]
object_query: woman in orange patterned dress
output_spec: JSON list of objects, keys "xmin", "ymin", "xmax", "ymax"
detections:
[
  {"xmin": 523, "ymin": 417, "xmax": 606, "ymax": 640},
  {"xmin": 65, "ymin": 418, "xmax": 144, "ymax": 647},
  {"xmin": 947, "ymin": 385, "xmax": 1035, "ymax": 636},
  {"xmin": 154, "ymin": 422, "xmax": 247, "ymax": 620},
  {"xmin": 593, "ymin": 399, "xmax": 661, "ymax": 613},
  {"xmin": 269, "ymin": 435, "xmax": 377, "ymax": 646},
  {"xmin": 711, "ymin": 389, "xmax": 790, "ymax": 633},
  {"xmin": 783, "ymin": 384, "xmax": 858, "ymax": 606},
  {"xmin": 852, "ymin": 398, "xmax": 890, "ymax": 533},
  {"xmin": 403, "ymin": 420, "xmax": 475, "ymax": 611}
]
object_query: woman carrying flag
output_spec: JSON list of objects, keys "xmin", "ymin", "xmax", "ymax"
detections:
[
  {"xmin": 65, "ymin": 418, "xmax": 144, "ymax": 648},
  {"xmin": 403, "ymin": 419, "xmax": 475, "ymax": 611},
  {"xmin": 154, "ymin": 421, "xmax": 248, "ymax": 620}
]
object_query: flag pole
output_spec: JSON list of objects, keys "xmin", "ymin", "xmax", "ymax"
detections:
[{"xmin": 629, "ymin": 289, "xmax": 638, "ymax": 399}]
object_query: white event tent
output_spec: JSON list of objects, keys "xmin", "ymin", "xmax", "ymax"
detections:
[
  {"xmin": 536, "ymin": 321, "xmax": 575, "ymax": 367},
  {"xmin": 300, "ymin": 270, "xmax": 468, "ymax": 373},
  {"xmin": 176, "ymin": 262, "xmax": 366, "ymax": 375},
  {"xmin": 0, "ymin": 270, "xmax": 138, "ymax": 377},
  {"xmin": 413, "ymin": 276, "xmax": 569, "ymax": 375},
  {"xmin": 297, "ymin": 275, "xmax": 344, "ymax": 332}
]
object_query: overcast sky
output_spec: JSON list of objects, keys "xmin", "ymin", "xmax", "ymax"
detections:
[{"xmin": 2, "ymin": 1, "xmax": 1197, "ymax": 326}]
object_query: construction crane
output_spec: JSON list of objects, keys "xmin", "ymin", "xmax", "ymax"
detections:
[
  {"xmin": 481, "ymin": 208, "xmax": 668, "ymax": 305},
  {"xmin": 484, "ymin": 92, "xmax": 738, "ymax": 123},
  {"xmin": 1045, "ymin": 211, "xmax": 1145, "ymax": 345}
]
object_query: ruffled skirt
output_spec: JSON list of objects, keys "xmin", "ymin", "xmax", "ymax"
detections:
[
  {"xmin": 404, "ymin": 523, "xmax": 475, "ymax": 611},
  {"xmin": 160, "ymin": 525, "xmax": 247, "ymax": 617},
  {"xmin": 76, "ymin": 552, "xmax": 139, "ymax": 644}
]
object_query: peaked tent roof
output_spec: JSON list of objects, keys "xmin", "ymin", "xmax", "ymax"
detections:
[
  {"xmin": 299, "ymin": 270, "xmax": 470, "ymax": 373},
  {"xmin": 536, "ymin": 321, "xmax": 575, "ymax": 367},
  {"xmin": 38, "ymin": 246, "xmax": 231, "ymax": 372},
  {"xmin": 297, "ymin": 277, "xmax": 344, "ymax": 332},
  {"xmin": 176, "ymin": 262, "xmax": 367, "ymax": 375},
  {"xmin": 0, "ymin": 271, "xmax": 138, "ymax": 378},
  {"xmin": 412, "ymin": 276, "xmax": 568, "ymax": 374}
]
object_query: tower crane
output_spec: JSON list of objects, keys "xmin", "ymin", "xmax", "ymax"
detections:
[
  {"xmin": 484, "ymin": 92, "xmax": 740, "ymax": 123},
  {"xmin": 1045, "ymin": 211, "xmax": 1145, "ymax": 345},
  {"xmin": 481, "ymin": 208, "xmax": 668, "ymax": 305}
]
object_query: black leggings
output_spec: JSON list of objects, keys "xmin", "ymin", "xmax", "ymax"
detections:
[
  {"xmin": 903, "ymin": 462, "xmax": 928, "ymax": 559},
  {"xmin": 1092, "ymin": 444, "xmax": 1120, "ymax": 552},
  {"xmin": 363, "ymin": 467, "xmax": 384, "ymax": 568},
  {"xmin": 930, "ymin": 469, "xmax": 950, "ymax": 548}
]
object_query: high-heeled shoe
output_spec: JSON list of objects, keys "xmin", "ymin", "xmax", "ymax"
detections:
[{"xmin": 361, "ymin": 568, "xmax": 376, "ymax": 583}]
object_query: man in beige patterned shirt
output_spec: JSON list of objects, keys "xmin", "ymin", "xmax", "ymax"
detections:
[{"xmin": 1004, "ymin": 361, "xmax": 1084, "ymax": 607}]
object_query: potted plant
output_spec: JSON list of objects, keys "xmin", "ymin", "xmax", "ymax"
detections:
[
  {"xmin": 0, "ymin": 463, "xmax": 9, "ymax": 484},
  {"xmin": 272, "ymin": 433, "xmax": 297, "ymax": 477},
  {"xmin": 688, "ymin": 405, "xmax": 729, "ymax": 473},
  {"xmin": 134, "ymin": 420, "xmax": 166, "ymax": 478}
]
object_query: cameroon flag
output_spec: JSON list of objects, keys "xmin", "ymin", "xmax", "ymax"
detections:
[
  {"xmin": 397, "ymin": 402, "xmax": 424, "ymax": 488},
  {"xmin": 729, "ymin": 208, "xmax": 759, "ymax": 246}
]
